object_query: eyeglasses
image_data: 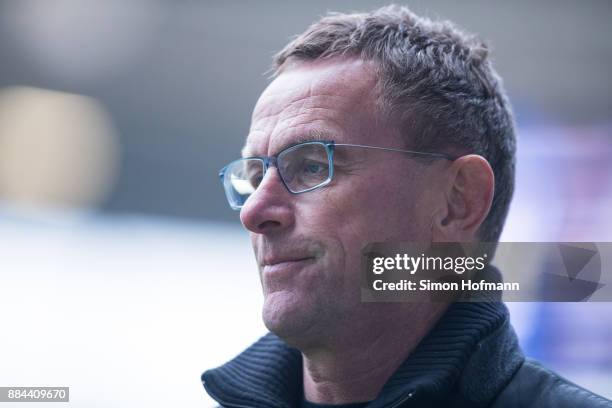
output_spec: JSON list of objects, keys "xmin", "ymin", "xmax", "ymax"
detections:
[{"xmin": 219, "ymin": 140, "xmax": 456, "ymax": 210}]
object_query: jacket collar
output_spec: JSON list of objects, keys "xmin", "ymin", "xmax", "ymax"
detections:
[{"xmin": 203, "ymin": 298, "xmax": 524, "ymax": 408}]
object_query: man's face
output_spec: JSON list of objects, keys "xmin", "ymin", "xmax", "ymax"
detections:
[{"xmin": 240, "ymin": 58, "xmax": 443, "ymax": 345}]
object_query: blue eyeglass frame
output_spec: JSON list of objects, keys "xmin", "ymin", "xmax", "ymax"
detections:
[
  {"xmin": 219, "ymin": 141, "xmax": 335, "ymax": 210},
  {"xmin": 219, "ymin": 140, "xmax": 456, "ymax": 210}
]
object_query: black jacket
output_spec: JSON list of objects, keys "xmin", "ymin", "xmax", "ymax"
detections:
[{"xmin": 202, "ymin": 302, "xmax": 611, "ymax": 407}]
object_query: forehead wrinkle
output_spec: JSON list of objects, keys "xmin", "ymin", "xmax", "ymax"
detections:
[
  {"xmin": 252, "ymin": 63, "xmax": 370, "ymax": 129},
  {"xmin": 247, "ymin": 100, "xmax": 353, "ymax": 158},
  {"xmin": 275, "ymin": 108, "xmax": 344, "ymax": 139},
  {"xmin": 264, "ymin": 91, "xmax": 368, "ymax": 156},
  {"xmin": 256, "ymin": 90, "xmax": 353, "ymax": 130},
  {"xmin": 244, "ymin": 83, "xmax": 315, "ymax": 157},
  {"xmin": 244, "ymin": 58, "xmax": 382, "ymax": 158}
]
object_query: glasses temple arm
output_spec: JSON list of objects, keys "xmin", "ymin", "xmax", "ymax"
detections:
[{"xmin": 333, "ymin": 143, "xmax": 456, "ymax": 161}]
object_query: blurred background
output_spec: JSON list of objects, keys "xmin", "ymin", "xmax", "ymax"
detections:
[{"xmin": 0, "ymin": 0, "xmax": 611, "ymax": 406}]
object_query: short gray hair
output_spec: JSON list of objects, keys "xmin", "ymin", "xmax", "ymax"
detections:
[{"xmin": 273, "ymin": 5, "xmax": 516, "ymax": 242}]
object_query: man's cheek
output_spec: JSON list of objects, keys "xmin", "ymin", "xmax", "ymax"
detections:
[{"xmin": 316, "ymin": 185, "xmax": 353, "ymax": 215}]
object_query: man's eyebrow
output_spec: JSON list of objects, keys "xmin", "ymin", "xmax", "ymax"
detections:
[
  {"xmin": 274, "ymin": 129, "xmax": 340, "ymax": 152},
  {"xmin": 292, "ymin": 129, "xmax": 329, "ymax": 144},
  {"xmin": 243, "ymin": 129, "xmax": 337, "ymax": 157}
]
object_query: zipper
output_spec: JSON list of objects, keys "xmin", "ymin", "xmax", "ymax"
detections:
[{"xmin": 388, "ymin": 391, "xmax": 415, "ymax": 408}]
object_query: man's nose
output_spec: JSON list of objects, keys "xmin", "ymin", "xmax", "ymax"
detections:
[{"xmin": 240, "ymin": 167, "xmax": 295, "ymax": 234}]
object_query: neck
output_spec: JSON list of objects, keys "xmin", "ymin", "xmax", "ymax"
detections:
[{"xmin": 301, "ymin": 302, "xmax": 448, "ymax": 404}]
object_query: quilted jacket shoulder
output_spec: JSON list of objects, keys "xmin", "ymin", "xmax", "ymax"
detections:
[{"xmin": 489, "ymin": 359, "xmax": 611, "ymax": 408}]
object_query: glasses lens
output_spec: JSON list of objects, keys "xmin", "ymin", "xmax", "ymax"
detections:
[
  {"xmin": 221, "ymin": 158, "xmax": 264, "ymax": 209},
  {"xmin": 278, "ymin": 142, "xmax": 330, "ymax": 193}
]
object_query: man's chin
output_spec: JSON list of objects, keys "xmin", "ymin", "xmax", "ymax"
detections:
[{"xmin": 262, "ymin": 291, "xmax": 321, "ymax": 346}]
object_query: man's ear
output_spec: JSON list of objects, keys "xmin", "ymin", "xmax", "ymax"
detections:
[{"xmin": 433, "ymin": 155, "xmax": 494, "ymax": 241}]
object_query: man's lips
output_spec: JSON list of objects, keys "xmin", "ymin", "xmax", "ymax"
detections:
[{"xmin": 261, "ymin": 256, "xmax": 316, "ymax": 273}]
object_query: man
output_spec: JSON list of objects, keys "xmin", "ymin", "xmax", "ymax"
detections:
[{"xmin": 203, "ymin": 5, "xmax": 611, "ymax": 408}]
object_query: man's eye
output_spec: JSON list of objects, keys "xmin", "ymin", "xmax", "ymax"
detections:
[
  {"xmin": 303, "ymin": 161, "xmax": 326, "ymax": 175},
  {"xmin": 246, "ymin": 168, "xmax": 263, "ymax": 187},
  {"xmin": 249, "ymin": 175, "xmax": 263, "ymax": 187}
]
